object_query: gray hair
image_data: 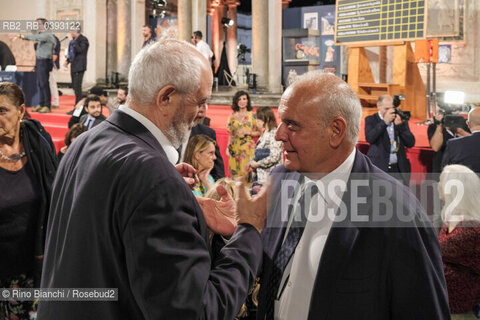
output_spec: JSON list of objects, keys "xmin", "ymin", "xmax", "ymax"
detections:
[
  {"xmin": 128, "ymin": 40, "xmax": 203, "ymax": 107},
  {"xmin": 294, "ymin": 71, "xmax": 362, "ymax": 145},
  {"xmin": 440, "ymin": 165, "xmax": 480, "ymax": 224}
]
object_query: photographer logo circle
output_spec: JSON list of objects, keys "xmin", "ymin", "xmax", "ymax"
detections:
[{"xmin": 2, "ymin": 290, "xmax": 10, "ymax": 299}]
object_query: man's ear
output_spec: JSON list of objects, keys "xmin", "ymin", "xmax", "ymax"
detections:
[
  {"xmin": 329, "ymin": 116, "xmax": 347, "ymax": 148},
  {"xmin": 155, "ymin": 85, "xmax": 177, "ymax": 113}
]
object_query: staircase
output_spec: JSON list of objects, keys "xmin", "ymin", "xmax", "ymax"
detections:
[{"xmin": 29, "ymin": 112, "xmax": 70, "ymax": 152}]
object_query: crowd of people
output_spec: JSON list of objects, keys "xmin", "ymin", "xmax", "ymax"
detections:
[{"xmin": 1, "ymin": 38, "xmax": 479, "ymax": 320}]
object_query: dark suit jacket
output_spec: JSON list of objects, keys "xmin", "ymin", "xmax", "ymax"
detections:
[
  {"xmin": 256, "ymin": 150, "xmax": 449, "ymax": 320},
  {"xmin": 67, "ymin": 34, "xmax": 89, "ymax": 73},
  {"xmin": 190, "ymin": 123, "xmax": 225, "ymax": 180},
  {"xmin": 365, "ymin": 113, "xmax": 415, "ymax": 173},
  {"xmin": 78, "ymin": 113, "xmax": 106, "ymax": 129},
  {"xmin": 38, "ymin": 110, "xmax": 262, "ymax": 320},
  {"xmin": 441, "ymin": 131, "xmax": 480, "ymax": 173}
]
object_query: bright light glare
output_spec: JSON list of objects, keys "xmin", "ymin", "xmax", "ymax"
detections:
[{"xmin": 444, "ymin": 91, "xmax": 465, "ymax": 104}]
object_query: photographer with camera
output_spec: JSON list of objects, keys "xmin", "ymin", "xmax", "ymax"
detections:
[
  {"xmin": 365, "ymin": 94, "xmax": 415, "ymax": 185},
  {"xmin": 442, "ymin": 107, "xmax": 480, "ymax": 173},
  {"xmin": 428, "ymin": 111, "xmax": 470, "ymax": 173}
]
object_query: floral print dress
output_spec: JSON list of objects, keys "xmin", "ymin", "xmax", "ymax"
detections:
[
  {"xmin": 227, "ymin": 111, "xmax": 258, "ymax": 178},
  {"xmin": 254, "ymin": 128, "xmax": 283, "ymax": 184}
]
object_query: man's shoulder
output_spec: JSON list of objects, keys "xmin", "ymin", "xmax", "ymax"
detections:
[
  {"xmin": 191, "ymin": 123, "xmax": 215, "ymax": 136},
  {"xmin": 447, "ymin": 134, "xmax": 474, "ymax": 147},
  {"xmin": 76, "ymin": 123, "xmax": 174, "ymax": 174},
  {"xmin": 364, "ymin": 113, "xmax": 380, "ymax": 124}
]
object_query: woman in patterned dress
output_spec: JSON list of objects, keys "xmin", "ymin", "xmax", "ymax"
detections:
[
  {"xmin": 248, "ymin": 107, "xmax": 283, "ymax": 185},
  {"xmin": 227, "ymin": 91, "xmax": 260, "ymax": 178}
]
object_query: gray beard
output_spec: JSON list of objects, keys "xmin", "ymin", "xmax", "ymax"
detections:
[
  {"xmin": 166, "ymin": 121, "xmax": 189, "ymax": 149},
  {"xmin": 166, "ymin": 102, "xmax": 192, "ymax": 149}
]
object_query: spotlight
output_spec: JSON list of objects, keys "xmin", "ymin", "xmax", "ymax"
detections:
[
  {"xmin": 151, "ymin": 0, "xmax": 166, "ymax": 8},
  {"xmin": 444, "ymin": 91, "xmax": 465, "ymax": 105},
  {"xmin": 221, "ymin": 17, "xmax": 234, "ymax": 28}
]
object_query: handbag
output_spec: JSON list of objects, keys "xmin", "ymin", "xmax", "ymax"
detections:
[{"xmin": 254, "ymin": 148, "xmax": 270, "ymax": 162}]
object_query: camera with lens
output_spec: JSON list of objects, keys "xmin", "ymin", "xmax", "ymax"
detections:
[
  {"xmin": 435, "ymin": 92, "xmax": 470, "ymax": 129},
  {"xmin": 393, "ymin": 94, "xmax": 411, "ymax": 121}
]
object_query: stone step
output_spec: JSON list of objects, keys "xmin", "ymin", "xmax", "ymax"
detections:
[{"xmin": 207, "ymin": 86, "xmax": 282, "ymax": 107}]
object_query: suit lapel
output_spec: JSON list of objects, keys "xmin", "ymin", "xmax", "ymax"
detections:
[
  {"xmin": 307, "ymin": 150, "xmax": 371, "ymax": 320},
  {"xmin": 263, "ymin": 169, "xmax": 302, "ymax": 259}
]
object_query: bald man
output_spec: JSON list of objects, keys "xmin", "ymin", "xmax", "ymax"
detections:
[
  {"xmin": 442, "ymin": 107, "xmax": 480, "ymax": 173},
  {"xmin": 39, "ymin": 40, "xmax": 266, "ymax": 319},
  {"xmin": 365, "ymin": 95, "xmax": 415, "ymax": 185},
  {"xmin": 256, "ymin": 72, "xmax": 449, "ymax": 320}
]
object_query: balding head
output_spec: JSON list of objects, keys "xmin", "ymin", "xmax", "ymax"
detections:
[
  {"xmin": 128, "ymin": 40, "xmax": 211, "ymax": 108},
  {"xmin": 468, "ymin": 107, "xmax": 480, "ymax": 131},
  {"xmin": 285, "ymin": 72, "xmax": 362, "ymax": 145},
  {"xmin": 276, "ymin": 71, "xmax": 361, "ymax": 174}
]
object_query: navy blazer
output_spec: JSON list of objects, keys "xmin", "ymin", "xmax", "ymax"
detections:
[
  {"xmin": 365, "ymin": 113, "xmax": 415, "ymax": 173},
  {"xmin": 190, "ymin": 123, "xmax": 225, "ymax": 180},
  {"xmin": 39, "ymin": 110, "xmax": 262, "ymax": 320},
  {"xmin": 256, "ymin": 150, "xmax": 449, "ymax": 320},
  {"xmin": 441, "ymin": 131, "xmax": 480, "ymax": 173},
  {"xmin": 67, "ymin": 33, "xmax": 89, "ymax": 73}
]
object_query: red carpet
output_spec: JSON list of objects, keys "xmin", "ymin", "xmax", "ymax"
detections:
[{"xmin": 28, "ymin": 95, "xmax": 434, "ymax": 176}]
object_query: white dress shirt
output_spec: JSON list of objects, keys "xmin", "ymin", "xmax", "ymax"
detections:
[
  {"xmin": 195, "ymin": 40, "xmax": 213, "ymax": 61},
  {"xmin": 118, "ymin": 105, "xmax": 179, "ymax": 165},
  {"xmin": 84, "ymin": 115, "xmax": 95, "ymax": 129},
  {"xmin": 275, "ymin": 149, "xmax": 356, "ymax": 320}
]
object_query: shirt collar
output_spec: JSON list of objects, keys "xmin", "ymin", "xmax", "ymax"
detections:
[
  {"xmin": 304, "ymin": 148, "xmax": 356, "ymax": 206},
  {"xmin": 118, "ymin": 105, "xmax": 179, "ymax": 165}
]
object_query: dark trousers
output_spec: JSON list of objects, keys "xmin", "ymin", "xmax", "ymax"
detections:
[
  {"xmin": 36, "ymin": 59, "xmax": 52, "ymax": 107},
  {"xmin": 387, "ymin": 163, "xmax": 410, "ymax": 186},
  {"xmin": 71, "ymin": 71, "xmax": 85, "ymax": 104}
]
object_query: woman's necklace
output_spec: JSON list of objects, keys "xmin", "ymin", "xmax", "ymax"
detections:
[{"xmin": 0, "ymin": 149, "xmax": 26, "ymax": 162}]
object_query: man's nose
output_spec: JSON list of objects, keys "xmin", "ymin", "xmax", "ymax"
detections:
[{"xmin": 275, "ymin": 122, "xmax": 287, "ymax": 141}]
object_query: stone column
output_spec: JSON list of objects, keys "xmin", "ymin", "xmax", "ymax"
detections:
[
  {"xmin": 268, "ymin": 0, "xmax": 282, "ymax": 93},
  {"xmin": 117, "ymin": 0, "xmax": 132, "ymax": 79},
  {"xmin": 106, "ymin": 0, "xmax": 117, "ymax": 82},
  {"xmin": 84, "ymin": 0, "xmax": 107, "ymax": 87},
  {"xmin": 192, "ymin": 0, "xmax": 207, "ymax": 37},
  {"xmin": 36, "ymin": 0, "xmax": 50, "ymax": 19},
  {"xmin": 210, "ymin": 1, "xmax": 220, "ymax": 69},
  {"xmin": 131, "ymin": 0, "xmax": 145, "ymax": 57},
  {"xmin": 212, "ymin": 2, "xmax": 226, "ymax": 72},
  {"xmin": 178, "ymin": 0, "xmax": 193, "ymax": 41},
  {"xmin": 226, "ymin": 1, "xmax": 238, "ymax": 77},
  {"xmin": 252, "ymin": 0, "xmax": 268, "ymax": 89}
]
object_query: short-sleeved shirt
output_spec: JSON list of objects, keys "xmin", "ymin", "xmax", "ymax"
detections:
[{"xmin": 427, "ymin": 124, "xmax": 455, "ymax": 173}]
